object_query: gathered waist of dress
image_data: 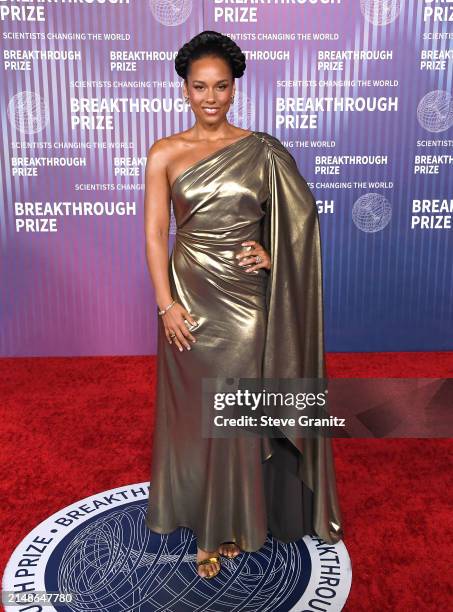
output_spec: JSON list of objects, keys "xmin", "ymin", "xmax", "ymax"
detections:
[
  {"xmin": 172, "ymin": 228, "xmax": 268, "ymax": 284},
  {"xmin": 175, "ymin": 227, "xmax": 262, "ymax": 248}
]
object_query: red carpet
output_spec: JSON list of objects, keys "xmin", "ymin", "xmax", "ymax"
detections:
[{"xmin": 1, "ymin": 352, "xmax": 452, "ymax": 611}]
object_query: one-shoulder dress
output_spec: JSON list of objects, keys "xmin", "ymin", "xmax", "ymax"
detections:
[{"xmin": 145, "ymin": 130, "xmax": 343, "ymax": 552}]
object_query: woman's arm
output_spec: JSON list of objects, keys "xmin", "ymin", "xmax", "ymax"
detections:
[
  {"xmin": 144, "ymin": 138, "xmax": 173, "ymax": 311},
  {"xmin": 143, "ymin": 138, "xmax": 198, "ymax": 351}
]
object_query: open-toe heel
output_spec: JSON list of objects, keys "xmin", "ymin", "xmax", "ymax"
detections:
[{"xmin": 196, "ymin": 554, "xmax": 221, "ymax": 579}]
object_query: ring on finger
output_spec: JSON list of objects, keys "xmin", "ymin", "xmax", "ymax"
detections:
[
  {"xmin": 169, "ymin": 332, "xmax": 176, "ymax": 338},
  {"xmin": 255, "ymin": 255, "xmax": 262, "ymax": 263}
]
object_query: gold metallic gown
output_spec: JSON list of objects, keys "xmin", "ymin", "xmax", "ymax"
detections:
[{"xmin": 145, "ymin": 130, "xmax": 343, "ymax": 552}]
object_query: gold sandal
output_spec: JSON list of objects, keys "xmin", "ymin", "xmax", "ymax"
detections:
[
  {"xmin": 196, "ymin": 554, "xmax": 221, "ymax": 579},
  {"xmin": 219, "ymin": 542, "xmax": 241, "ymax": 559}
]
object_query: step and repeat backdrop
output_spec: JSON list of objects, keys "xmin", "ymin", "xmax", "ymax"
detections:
[{"xmin": 1, "ymin": 0, "xmax": 452, "ymax": 356}]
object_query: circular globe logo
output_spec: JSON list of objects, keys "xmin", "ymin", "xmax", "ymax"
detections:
[
  {"xmin": 352, "ymin": 193, "xmax": 392, "ymax": 233},
  {"xmin": 7, "ymin": 91, "xmax": 49, "ymax": 135},
  {"xmin": 227, "ymin": 91, "xmax": 255, "ymax": 131},
  {"xmin": 417, "ymin": 90, "xmax": 453, "ymax": 133},
  {"xmin": 149, "ymin": 0, "xmax": 192, "ymax": 26},
  {"xmin": 2, "ymin": 483, "xmax": 352, "ymax": 611},
  {"xmin": 360, "ymin": 0, "xmax": 402, "ymax": 26}
]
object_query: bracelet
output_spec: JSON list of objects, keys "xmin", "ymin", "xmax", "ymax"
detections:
[{"xmin": 158, "ymin": 299, "xmax": 176, "ymax": 316}]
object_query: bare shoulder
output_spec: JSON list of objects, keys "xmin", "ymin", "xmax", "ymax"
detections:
[
  {"xmin": 146, "ymin": 132, "xmax": 192, "ymax": 175},
  {"xmin": 146, "ymin": 136, "xmax": 173, "ymax": 170}
]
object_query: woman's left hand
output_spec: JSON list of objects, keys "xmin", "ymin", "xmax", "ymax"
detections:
[{"xmin": 235, "ymin": 240, "xmax": 271, "ymax": 272}]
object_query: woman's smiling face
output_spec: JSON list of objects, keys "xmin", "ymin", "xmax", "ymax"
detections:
[{"xmin": 183, "ymin": 55, "xmax": 235, "ymax": 126}]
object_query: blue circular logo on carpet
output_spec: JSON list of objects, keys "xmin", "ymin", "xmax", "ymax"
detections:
[{"xmin": 2, "ymin": 483, "xmax": 351, "ymax": 611}]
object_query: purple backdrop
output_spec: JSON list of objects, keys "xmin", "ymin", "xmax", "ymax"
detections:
[{"xmin": 1, "ymin": 0, "xmax": 452, "ymax": 356}]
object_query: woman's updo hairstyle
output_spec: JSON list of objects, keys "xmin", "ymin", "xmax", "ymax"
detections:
[{"xmin": 175, "ymin": 30, "xmax": 246, "ymax": 81}]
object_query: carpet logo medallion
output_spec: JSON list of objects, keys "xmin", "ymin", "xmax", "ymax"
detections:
[{"xmin": 2, "ymin": 483, "xmax": 352, "ymax": 611}]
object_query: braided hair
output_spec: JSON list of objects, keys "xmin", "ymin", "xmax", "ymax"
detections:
[{"xmin": 175, "ymin": 30, "xmax": 246, "ymax": 81}]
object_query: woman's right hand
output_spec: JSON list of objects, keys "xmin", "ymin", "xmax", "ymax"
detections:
[{"xmin": 161, "ymin": 302, "xmax": 198, "ymax": 351}]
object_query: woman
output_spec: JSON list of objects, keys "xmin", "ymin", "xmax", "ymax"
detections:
[{"xmin": 144, "ymin": 31, "xmax": 343, "ymax": 579}]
